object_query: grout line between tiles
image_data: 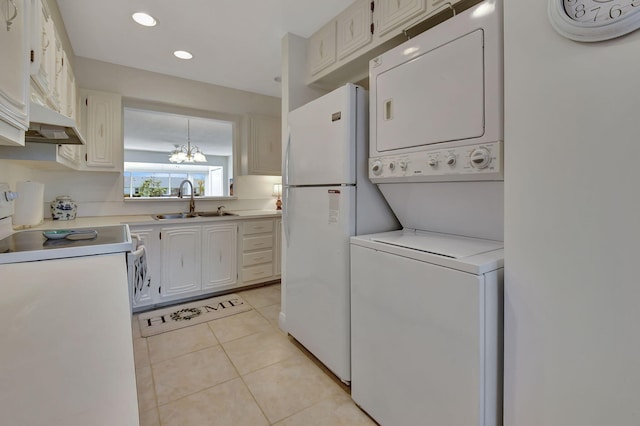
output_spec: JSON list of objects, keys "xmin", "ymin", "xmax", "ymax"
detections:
[{"xmin": 216, "ymin": 332, "xmax": 273, "ymax": 425}]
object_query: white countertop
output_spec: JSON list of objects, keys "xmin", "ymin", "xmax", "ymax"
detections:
[{"xmin": 19, "ymin": 209, "xmax": 282, "ymax": 230}]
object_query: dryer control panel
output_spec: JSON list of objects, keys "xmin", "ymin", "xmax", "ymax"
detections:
[{"xmin": 369, "ymin": 141, "xmax": 503, "ymax": 183}]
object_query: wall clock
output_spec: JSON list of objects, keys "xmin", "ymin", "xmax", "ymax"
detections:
[{"xmin": 549, "ymin": 0, "xmax": 640, "ymax": 41}]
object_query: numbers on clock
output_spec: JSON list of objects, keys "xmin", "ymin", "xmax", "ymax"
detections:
[{"xmin": 564, "ymin": 0, "xmax": 639, "ymax": 22}]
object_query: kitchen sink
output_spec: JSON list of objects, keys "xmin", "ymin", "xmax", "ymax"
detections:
[
  {"xmin": 152, "ymin": 212, "xmax": 198, "ymax": 220},
  {"xmin": 152, "ymin": 211, "xmax": 237, "ymax": 220},
  {"xmin": 195, "ymin": 211, "xmax": 237, "ymax": 217}
]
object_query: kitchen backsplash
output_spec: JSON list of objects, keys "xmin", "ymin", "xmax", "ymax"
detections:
[{"xmin": 1, "ymin": 160, "xmax": 281, "ymax": 218}]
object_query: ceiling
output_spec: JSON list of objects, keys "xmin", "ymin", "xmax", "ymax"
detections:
[
  {"xmin": 123, "ymin": 108, "xmax": 233, "ymax": 157},
  {"xmin": 56, "ymin": 0, "xmax": 351, "ymax": 99}
]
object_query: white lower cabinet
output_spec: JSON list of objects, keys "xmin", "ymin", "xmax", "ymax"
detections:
[
  {"xmin": 202, "ymin": 223, "xmax": 238, "ymax": 291},
  {"xmin": 240, "ymin": 218, "xmax": 281, "ymax": 285},
  {"xmin": 129, "ymin": 217, "xmax": 280, "ymax": 311},
  {"xmin": 160, "ymin": 225, "xmax": 202, "ymax": 300}
]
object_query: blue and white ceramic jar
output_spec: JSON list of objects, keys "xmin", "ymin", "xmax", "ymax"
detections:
[{"xmin": 50, "ymin": 196, "xmax": 77, "ymax": 220}]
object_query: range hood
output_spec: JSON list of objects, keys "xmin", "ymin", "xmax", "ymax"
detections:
[{"xmin": 25, "ymin": 102, "xmax": 85, "ymax": 145}]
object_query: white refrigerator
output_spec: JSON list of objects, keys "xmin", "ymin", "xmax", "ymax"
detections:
[{"xmin": 283, "ymin": 83, "xmax": 398, "ymax": 383}]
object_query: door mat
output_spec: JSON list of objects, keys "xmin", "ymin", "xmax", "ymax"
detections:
[{"xmin": 138, "ymin": 294, "xmax": 251, "ymax": 337}]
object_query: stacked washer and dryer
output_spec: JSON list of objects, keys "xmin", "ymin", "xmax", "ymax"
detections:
[{"xmin": 350, "ymin": 1, "xmax": 504, "ymax": 425}]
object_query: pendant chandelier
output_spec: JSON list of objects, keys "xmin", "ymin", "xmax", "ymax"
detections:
[{"xmin": 168, "ymin": 120, "xmax": 207, "ymax": 163}]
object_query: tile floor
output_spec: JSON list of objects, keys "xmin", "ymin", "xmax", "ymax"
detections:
[{"xmin": 131, "ymin": 283, "xmax": 377, "ymax": 426}]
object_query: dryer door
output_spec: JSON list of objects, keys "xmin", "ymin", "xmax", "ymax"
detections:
[{"xmin": 373, "ymin": 29, "xmax": 485, "ymax": 153}]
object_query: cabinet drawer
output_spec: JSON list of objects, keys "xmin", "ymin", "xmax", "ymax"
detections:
[
  {"xmin": 243, "ymin": 263, "xmax": 274, "ymax": 282},
  {"xmin": 243, "ymin": 250, "xmax": 273, "ymax": 267},
  {"xmin": 244, "ymin": 220, "xmax": 274, "ymax": 235},
  {"xmin": 243, "ymin": 235, "xmax": 273, "ymax": 251}
]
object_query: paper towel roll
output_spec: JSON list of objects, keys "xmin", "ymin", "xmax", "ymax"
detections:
[{"xmin": 13, "ymin": 181, "xmax": 44, "ymax": 227}]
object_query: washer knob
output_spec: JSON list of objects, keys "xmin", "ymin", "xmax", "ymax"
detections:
[
  {"xmin": 446, "ymin": 155, "xmax": 456, "ymax": 166},
  {"xmin": 399, "ymin": 160, "xmax": 408, "ymax": 171},
  {"xmin": 371, "ymin": 160, "xmax": 383, "ymax": 176},
  {"xmin": 389, "ymin": 161, "xmax": 396, "ymax": 171},
  {"xmin": 469, "ymin": 148, "xmax": 491, "ymax": 169},
  {"xmin": 428, "ymin": 158, "xmax": 438, "ymax": 167}
]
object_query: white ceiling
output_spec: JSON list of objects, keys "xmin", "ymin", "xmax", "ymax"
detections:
[
  {"xmin": 56, "ymin": 0, "xmax": 351, "ymax": 99},
  {"xmin": 123, "ymin": 108, "xmax": 233, "ymax": 157}
]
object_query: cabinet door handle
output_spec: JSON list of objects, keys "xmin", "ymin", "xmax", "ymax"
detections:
[
  {"xmin": 319, "ymin": 40, "xmax": 324, "ymax": 58},
  {"xmin": 99, "ymin": 124, "xmax": 104, "ymax": 138},
  {"xmin": 350, "ymin": 20, "xmax": 354, "ymax": 38}
]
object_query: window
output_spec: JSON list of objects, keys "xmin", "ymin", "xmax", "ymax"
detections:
[{"xmin": 123, "ymin": 103, "xmax": 237, "ymax": 199}]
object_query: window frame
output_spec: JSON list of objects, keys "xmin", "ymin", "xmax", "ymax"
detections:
[{"xmin": 122, "ymin": 98, "xmax": 240, "ymax": 202}]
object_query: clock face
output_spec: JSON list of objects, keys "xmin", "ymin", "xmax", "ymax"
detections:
[
  {"xmin": 563, "ymin": 0, "xmax": 640, "ymax": 24},
  {"xmin": 550, "ymin": 0, "xmax": 640, "ymax": 41}
]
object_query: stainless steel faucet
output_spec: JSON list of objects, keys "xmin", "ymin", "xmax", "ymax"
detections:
[
  {"xmin": 217, "ymin": 205, "xmax": 226, "ymax": 215},
  {"xmin": 178, "ymin": 180, "xmax": 196, "ymax": 214}
]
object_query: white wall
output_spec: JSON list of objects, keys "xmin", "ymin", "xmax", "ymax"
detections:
[
  {"xmin": 504, "ymin": 2, "xmax": 640, "ymax": 425},
  {"xmin": 0, "ymin": 160, "xmax": 33, "ymax": 188},
  {"xmin": 6, "ymin": 58, "xmax": 283, "ymax": 217}
]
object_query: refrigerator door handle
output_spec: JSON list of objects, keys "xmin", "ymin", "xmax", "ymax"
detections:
[
  {"xmin": 283, "ymin": 126, "xmax": 291, "ymax": 246},
  {"xmin": 283, "ymin": 185, "xmax": 291, "ymax": 247},
  {"xmin": 283, "ymin": 126, "xmax": 291, "ymax": 188}
]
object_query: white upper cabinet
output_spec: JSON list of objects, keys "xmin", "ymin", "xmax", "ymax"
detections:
[
  {"xmin": 63, "ymin": 52, "xmax": 76, "ymax": 120},
  {"xmin": 337, "ymin": 0, "xmax": 373, "ymax": 59},
  {"xmin": 308, "ymin": 20, "xmax": 337, "ymax": 76},
  {"xmin": 377, "ymin": 0, "xmax": 427, "ymax": 36},
  {"xmin": 245, "ymin": 114, "xmax": 281, "ymax": 176},
  {"xmin": 428, "ymin": 0, "xmax": 463, "ymax": 11},
  {"xmin": 30, "ymin": 0, "xmax": 55, "ymax": 108},
  {"xmin": 79, "ymin": 89, "xmax": 122, "ymax": 171},
  {"xmin": 0, "ymin": 0, "xmax": 30, "ymax": 146},
  {"xmin": 30, "ymin": 0, "xmax": 76, "ymax": 120},
  {"xmin": 306, "ymin": 0, "xmax": 477, "ymax": 86}
]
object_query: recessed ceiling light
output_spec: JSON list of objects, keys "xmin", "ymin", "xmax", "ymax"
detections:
[
  {"xmin": 132, "ymin": 12, "xmax": 157, "ymax": 27},
  {"xmin": 174, "ymin": 50, "xmax": 193, "ymax": 60}
]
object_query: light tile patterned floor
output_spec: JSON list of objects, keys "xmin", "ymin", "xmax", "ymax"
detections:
[{"xmin": 131, "ymin": 283, "xmax": 377, "ymax": 426}]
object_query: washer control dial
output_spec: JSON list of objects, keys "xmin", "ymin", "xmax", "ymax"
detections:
[
  {"xmin": 399, "ymin": 160, "xmax": 408, "ymax": 171},
  {"xmin": 446, "ymin": 155, "xmax": 456, "ymax": 166},
  {"xmin": 469, "ymin": 148, "xmax": 491, "ymax": 169},
  {"xmin": 371, "ymin": 160, "xmax": 383, "ymax": 176},
  {"xmin": 428, "ymin": 158, "xmax": 438, "ymax": 167}
]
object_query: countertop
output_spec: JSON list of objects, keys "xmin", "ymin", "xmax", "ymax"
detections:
[{"xmin": 20, "ymin": 209, "xmax": 282, "ymax": 230}]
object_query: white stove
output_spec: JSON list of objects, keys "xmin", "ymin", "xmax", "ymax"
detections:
[{"xmin": 0, "ymin": 183, "xmax": 132, "ymax": 264}]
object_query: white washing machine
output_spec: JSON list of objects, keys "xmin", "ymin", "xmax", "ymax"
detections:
[{"xmin": 350, "ymin": 229, "xmax": 503, "ymax": 426}]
